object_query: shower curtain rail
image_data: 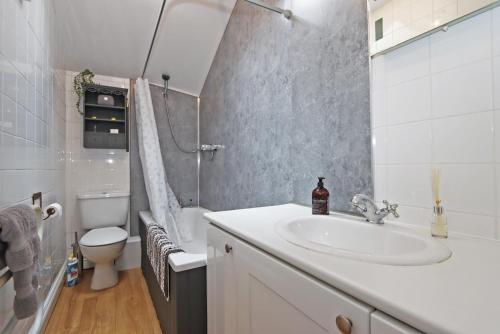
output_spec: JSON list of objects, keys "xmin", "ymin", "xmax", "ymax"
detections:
[
  {"xmin": 142, "ymin": 0, "xmax": 167, "ymax": 78},
  {"xmin": 243, "ymin": 0, "xmax": 292, "ymax": 19}
]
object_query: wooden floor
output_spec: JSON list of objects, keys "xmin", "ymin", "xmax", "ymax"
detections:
[{"xmin": 44, "ymin": 268, "xmax": 162, "ymax": 334}]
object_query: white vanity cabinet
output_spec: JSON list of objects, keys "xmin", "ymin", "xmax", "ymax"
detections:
[
  {"xmin": 371, "ymin": 311, "xmax": 423, "ymax": 334},
  {"xmin": 205, "ymin": 203, "xmax": 500, "ymax": 334},
  {"xmin": 207, "ymin": 225, "xmax": 238, "ymax": 334},
  {"xmin": 207, "ymin": 225, "xmax": 374, "ymax": 334}
]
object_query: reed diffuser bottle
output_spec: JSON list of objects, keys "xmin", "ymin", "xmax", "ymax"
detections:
[{"xmin": 431, "ymin": 168, "xmax": 448, "ymax": 238}]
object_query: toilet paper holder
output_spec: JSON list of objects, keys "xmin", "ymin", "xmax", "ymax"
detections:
[
  {"xmin": 43, "ymin": 207, "xmax": 57, "ymax": 220},
  {"xmin": 32, "ymin": 192, "xmax": 61, "ymax": 220}
]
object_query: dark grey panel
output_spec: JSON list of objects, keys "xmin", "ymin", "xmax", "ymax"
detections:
[
  {"xmin": 139, "ymin": 218, "xmax": 207, "ymax": 334},
  {"xmin": 130, "ymin": 85, "xmax": 198, "ymax": 236},
  {"xmin": 200, "ymin": 0, "xmax": 372, "ymax": 213}
]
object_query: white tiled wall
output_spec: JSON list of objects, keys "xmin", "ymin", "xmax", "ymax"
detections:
[
  {"xmin": 0, "ymin": 0, "xmax": 66, "ymax": 331},
  {"xmin": 371, "ymin": 8, "xmax": 500, "ymax": 238},
  {"xmin": 65, "ymin": 71, "xmax": 130, "ymax": 245},
  {"xmin": 369, "ymin": 0, "xmax": 498, "ymax": 54}
]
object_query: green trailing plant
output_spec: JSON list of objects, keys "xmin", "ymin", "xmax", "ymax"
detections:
[{"xmin": 73, "ymin": 69, "xmax": 95, "ymax": 114}]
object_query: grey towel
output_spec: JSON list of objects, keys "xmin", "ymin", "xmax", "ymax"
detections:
[
  {"xmin": 146, "ymin": 224, "xmax": 182, "ymax": 301},
  {"xmin": 0, "ymin": 205, "xmax": 40, "ymax": 319}
]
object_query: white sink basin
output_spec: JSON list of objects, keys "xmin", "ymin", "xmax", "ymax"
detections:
[{"xmin": 275, "ymin": 215, "xmax": 452, "ymax": 266}]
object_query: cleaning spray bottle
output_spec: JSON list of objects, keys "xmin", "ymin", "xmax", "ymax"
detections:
[{"xmin": 66, "ymin": 248, "xmax": 79, "ymax": 287}]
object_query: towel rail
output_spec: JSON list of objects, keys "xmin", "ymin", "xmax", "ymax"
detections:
[
  {"xmin": 0, "ymin": 268, "xmax": 12, "ymax": 289},
  {"xmin": 0, "ymin": 203, "xmax": 50, "ymax": 289},
  {"xmin": 0, "ymin": 202, "xmax": 56, "ymax": 333},
  {"xmin": 0, "ymin": 205, "xmax": 56, "ymax": 288}
]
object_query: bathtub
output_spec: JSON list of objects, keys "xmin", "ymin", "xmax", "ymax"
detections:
[
  {"xmin": 139, "ymin": 207, "xmax": 210, "ymax": 272},
  {"xmin": 138, "ymin": 207, "xmax": 210, "ymax": 334}
]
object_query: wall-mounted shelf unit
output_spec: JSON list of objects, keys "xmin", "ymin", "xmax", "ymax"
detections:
[{"xmin": 83, "ymin": 84, "xmax": 128, "ymax": 150}]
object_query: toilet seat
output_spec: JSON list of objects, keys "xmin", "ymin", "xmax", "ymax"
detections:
[{"xmin": 80, "ymin": 227, "xmax": 128, "ymax": 247}]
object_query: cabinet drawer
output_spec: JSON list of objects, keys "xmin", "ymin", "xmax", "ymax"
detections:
[
  {"xmin": 371, "ymin": 311, "xmax": 423, "ymax": 334},
  {"xmin": 230, "ymin": 230, "xmax": 374, "ymax": 334}
]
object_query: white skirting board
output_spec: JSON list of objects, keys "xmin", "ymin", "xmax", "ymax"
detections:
[{"xmin": 116, "ymin": 236, "xmax": 141, "ymax": 271}]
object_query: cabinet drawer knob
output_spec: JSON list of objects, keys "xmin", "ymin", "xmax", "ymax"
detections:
[
  {"xmin": 335, "ymin": 315, "xmax": 352, "ymax": 334},
  {"xmin": 225, "ymin": 244, "xmax": 233, "ymax": 254}
]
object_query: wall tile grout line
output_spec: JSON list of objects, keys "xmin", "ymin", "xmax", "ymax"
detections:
[{"xmin": 372, "ymin": 108, "xmax": 500, "ymax": 129}]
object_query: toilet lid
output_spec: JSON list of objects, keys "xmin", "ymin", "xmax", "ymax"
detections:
[{"xmin": 80, "ymin": 227, "xmax": 128, "ymax": 247}]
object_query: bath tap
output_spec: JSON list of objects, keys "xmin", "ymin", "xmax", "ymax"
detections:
[
  {"xmin": 178, "ymin": 198, "xmax": 194, "ymax": 208},
  {"xmin": 351, "ymin": 194, "xmax": 399, "ymax": 224}
]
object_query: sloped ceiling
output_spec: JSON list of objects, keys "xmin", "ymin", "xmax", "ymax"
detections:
[{"xmin": 54, "ymin": 0, "xmax": 237, "ymax": 96}]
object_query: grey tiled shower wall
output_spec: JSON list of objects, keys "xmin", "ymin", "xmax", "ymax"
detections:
[
  {"xmin": 130, "ymin": 86, "xmax": 198, "ymax": 235},
  {"xmin": 131, "ymin": 0, "xmax": 373, "ymax": 232},
  {"xmin": 199, "ymin": 0, "xmax": 373, "ymax": 212}
]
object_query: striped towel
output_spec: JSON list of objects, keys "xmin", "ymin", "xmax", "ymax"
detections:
[{"xmin": 146, "ymin": 224, "xmax": 182, "ymax": 301}]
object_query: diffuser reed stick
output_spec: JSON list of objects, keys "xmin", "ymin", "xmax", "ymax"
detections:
[{"xmin": 431, "ymin": 167, "xmax": 441, "ymax": 207}]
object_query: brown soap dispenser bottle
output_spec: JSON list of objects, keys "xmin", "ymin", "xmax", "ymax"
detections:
[{"xmin": 312, "ymin": 177, "xmax": 329, "ymax": 215}]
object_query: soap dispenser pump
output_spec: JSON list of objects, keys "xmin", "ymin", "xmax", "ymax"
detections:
[{"xmin": 312, "ymin": 177, "xmax": 329, "ymax": 215}]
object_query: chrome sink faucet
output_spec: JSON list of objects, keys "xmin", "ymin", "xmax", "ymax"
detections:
[{"xmin": 351, "ymin": 194, "xmax": 399, "ymax": 224}]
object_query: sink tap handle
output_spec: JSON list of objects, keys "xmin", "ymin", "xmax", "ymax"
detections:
[{"xmin": 383, "ymin": 200, "xmax": 399, "ymax": 218}]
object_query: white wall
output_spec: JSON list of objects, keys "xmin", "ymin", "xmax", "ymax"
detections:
[
  {"xmin": 65, "ymin": 72, "xmax": 130, "ymax": 245},
  {"xmin": 371, "ymin": 7, "xmax": 500, "ymax": 238},
  {"xmin": 0, "ymin": 0, "xmax": 66, "ymax": 331}
]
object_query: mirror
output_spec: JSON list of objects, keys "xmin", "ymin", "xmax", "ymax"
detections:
[{"xmin": 368, "ymin": 0, "xmax": 500, "ymax": 55}]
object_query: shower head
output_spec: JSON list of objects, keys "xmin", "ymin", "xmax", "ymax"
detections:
[{"xmin": 162, "ymin": 73, "xmax": 170, "ymax": 82}]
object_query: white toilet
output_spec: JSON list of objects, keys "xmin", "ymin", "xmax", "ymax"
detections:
[{"xmin": 78, "ymin": 191, "xmax": 130, "ymax": 290}]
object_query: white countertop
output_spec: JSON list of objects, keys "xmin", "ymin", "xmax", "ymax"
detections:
[{"xmin": 204, "ymin": 204, "xmax": 500, "ymax": 334}]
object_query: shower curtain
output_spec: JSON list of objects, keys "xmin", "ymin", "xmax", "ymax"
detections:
[{"xmin": 135, "ymin": 78, "xmax": 183, "ymax": 245}]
